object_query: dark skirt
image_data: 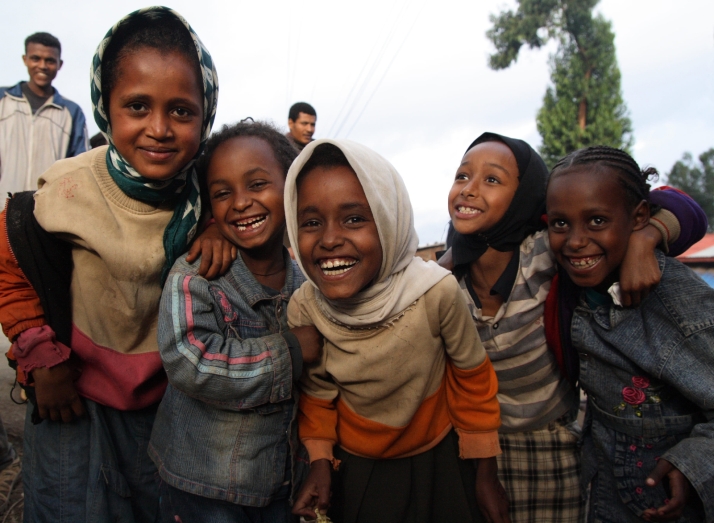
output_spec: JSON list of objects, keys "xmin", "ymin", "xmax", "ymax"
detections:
[{"xmin": 329, "ymin": 430, "xmax": 486, "ymax": 523}]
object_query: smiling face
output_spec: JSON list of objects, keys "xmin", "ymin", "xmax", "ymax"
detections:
[
  {"xmin": 207, "ymin": 136, "xmax": 286, "ymax": 253},
  {"xmin": 297, "ymin": 165, "xmax": 383, "ymax": 300},
  {"xmin": 23, "ymin": 43, "xmax": 62, "ymax": 95},
  {"xmin": 547, "ymin": 166, "xmax": 649, "ymax": 292},
  {"xmin": 448, "ymin": 141, "xmax": 520, "ymax": 235},
  {"xmin": 108, "ymin": 48, "xmax": 203, "ymax": 181},
  {"xmin": 288, "ymin": 112, "xmax": 316, "ymax": 145}
]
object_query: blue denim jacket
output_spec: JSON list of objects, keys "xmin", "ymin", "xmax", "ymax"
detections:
[
  {"xmin": 573, "ymin": 251, "xmax": 714, "ymax": 521},
  {"xmin": 148, "ymin": 249, "xmax": 306, "ymax": 507}
]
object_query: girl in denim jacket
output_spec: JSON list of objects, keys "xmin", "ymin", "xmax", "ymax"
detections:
[
  {"xmin": 149, "ymin": 121, "xmax": 322, "ymax": 523},
  {"xmin": 546, "ymin": 146, "xmax": 714, "ymax": 522}
]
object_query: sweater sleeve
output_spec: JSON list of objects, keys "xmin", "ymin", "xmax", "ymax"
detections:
[
  {"xmin": 429, "ymin": 276, "xmax": 502, "ymax": 459},
  {"xmin": 158, "ymin": 269, "xmax": 295, "ymax": 410},
  {"xmin": 0, "ymin": 209, "xmax": 45, "ymax": 341},
  {"xmin": 288, "ymin": 286, "xmax": 339, "ymax": 463},
  {"xmin": 650, "ymin": 186, "xmax": 708, "ymax": 256}
]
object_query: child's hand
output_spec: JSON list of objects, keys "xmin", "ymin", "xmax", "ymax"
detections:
[
  {"xmin": 620, "ymin": 224, "xmax": 662, "ymax": 307},
  {"xmin": 186, "ymin": 223, "xmax": 237, "ymax": 280},
  {"xmin": 642, "ymin": 458, "xmax": 692, "ymax": 522},
  {"xmin": 291, "ymin": 458, "xmax": 331, "ymax": 518},
  {"xmin": 32, "ymin": 361, "xmax": 85, "ymax": 422},
  {"xmin": 290, "ymin": 325, "xmax": 323, "ymax": 364},
  {"xmin": 474, "ymin": 456, "xmax": 511, "ymax": 523}
]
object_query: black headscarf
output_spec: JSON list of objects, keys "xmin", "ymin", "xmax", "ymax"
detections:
[{"xmin": 447, "ymin": 132, "xmax": 549, "ymax": 269}]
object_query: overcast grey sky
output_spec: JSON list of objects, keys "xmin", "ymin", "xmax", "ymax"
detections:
[{"xmin": 2, "ymin": 1, "xmax": 713, "ymax": 244}]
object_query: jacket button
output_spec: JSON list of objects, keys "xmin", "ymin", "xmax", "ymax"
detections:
[{"xmin": 579, "ymin": 352, "xmax": 589, "ymax": 360}]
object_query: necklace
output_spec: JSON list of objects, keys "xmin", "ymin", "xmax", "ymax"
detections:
[{"xmin": 252, "ymin": 266, "xmax": 286, "ymax": 277}]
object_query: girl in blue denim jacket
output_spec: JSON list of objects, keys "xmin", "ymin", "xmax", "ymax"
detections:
[
  {"xmin": 546, "ymin": 146, "xmax": 714, "ymax": 523},
  {"xmin": 149, "ymin": 120, "xmax": 322, "ymax": 523}
]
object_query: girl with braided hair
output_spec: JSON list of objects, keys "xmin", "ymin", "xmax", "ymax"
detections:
[
  {"xmin": 443, "ymin": 134, "xmax": 704, "ymax": 523},
  {"xmin": 547, "ymin": 145, "xmax": 714, "ymax": 522}
]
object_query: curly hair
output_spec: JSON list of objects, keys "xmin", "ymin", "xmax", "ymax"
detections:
[
  {"xmin": 549, "ymin": 146, "xmax": 658, "ymax": 212},
  {"xmin": 102, "ymin": 15, "xmax": 201, "ymax": 113},
  {"xmin": 196, "ymin": 119, "xmax": 297, "ymax": 201}
]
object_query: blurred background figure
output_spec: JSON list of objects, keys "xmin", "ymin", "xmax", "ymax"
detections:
[
  {"xmin": 286, "ymin": 101, "xmax": 316, "ymax": 152},
  {"xmin": 0, "ymin": 32, "xmax": 88, "ymax": 209}
]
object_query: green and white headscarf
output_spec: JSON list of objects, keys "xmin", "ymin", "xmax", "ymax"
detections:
[{"xmin": 90, "ymin": 6, "xmax": 219, "ymax": 281}]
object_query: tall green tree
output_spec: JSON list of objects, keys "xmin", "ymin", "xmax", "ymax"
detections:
[
  {"xmin": 667, "ymin": 148, "xmax": 714, "ymax": 231},
  {"xmin": 487, "ymin": 0, "xmax": 633, "ymax": 167}
]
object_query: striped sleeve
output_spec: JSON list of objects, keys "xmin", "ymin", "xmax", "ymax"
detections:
[{"xmin": 157, "ymin": 271, "xmax": 294, "ymax": 410}]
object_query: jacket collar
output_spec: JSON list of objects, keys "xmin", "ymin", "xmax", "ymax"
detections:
[
  {"xmin": 587, "ymin": 250, "xmax": 667, "ymax": 330},
  {"xmin": 5, "ymin": 81, "xmax": 68, "ymax": 109},
  {"xmin": 228, "ymin": 248, "xmax": 298, "ymax": 306}
]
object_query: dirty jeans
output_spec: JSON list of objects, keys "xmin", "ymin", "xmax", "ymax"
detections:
[{"xmin": 22, "ymin": 399, "xmax": 159, "ymax": 523}]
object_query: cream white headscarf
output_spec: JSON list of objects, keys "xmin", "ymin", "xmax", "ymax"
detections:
[{"xmin": 285, "ymin": 139, "xmax": 450, "ymax": 327}]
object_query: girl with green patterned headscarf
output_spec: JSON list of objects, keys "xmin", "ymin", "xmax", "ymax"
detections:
[
  {"xmin": 7, "ymin": 7, "xmax": 223, "ymax": 523},
  {"xmin": 91, "ymin": 6, "xmax": 219, "ymax": 281}
]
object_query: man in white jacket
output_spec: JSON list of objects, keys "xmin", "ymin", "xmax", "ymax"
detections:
[{"xmin": 0, "ymin": 32, "xmax": 88, "ymax": 209}]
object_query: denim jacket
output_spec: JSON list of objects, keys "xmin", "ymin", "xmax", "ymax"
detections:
[
  {"xmin": 573, "ymin": 251, "xmax": 714, "ymax": 521},
  {"xmin": 148, "ymin": 249, "xmax": 307, "ymax": 507}
]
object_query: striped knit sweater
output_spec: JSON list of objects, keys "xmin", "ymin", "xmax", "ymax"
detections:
[{"xmin": 459, "ymin": 230, "xmax": 577, "ymax": 433}]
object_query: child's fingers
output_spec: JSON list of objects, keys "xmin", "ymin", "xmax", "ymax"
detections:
[
  {"xmin": 646, "ymin": 459, "xmax": 674, "ymax": 487},
  {"xmin": 317, "ymin": 480, "xmax": 331, "ymax": 511},
  {"xmin": 185, "ymin": 241, "xmax": 201, "ymax": 263},
  {"xmin": 60, "ymin": 406, "xmax": 75, "ymax": 423},
  {"xmin": 291, "ymin": 487, "xmax": 318, "ymax": 517},
  {"xmin": 48, "ymin": 407, "xmax": 61, "ymax": 422},
  {"xmin": 71, "ymin": 397, "xmax": 86, "ymax": 419},
  {"xmin": 38, "ymin": 404, "xmax": 49, "ymax": 421}
]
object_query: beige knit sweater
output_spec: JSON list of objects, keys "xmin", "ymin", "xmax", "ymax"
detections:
[{"xmin": 33, "ymin": 146, "xmax": 173, "ymax": 355}]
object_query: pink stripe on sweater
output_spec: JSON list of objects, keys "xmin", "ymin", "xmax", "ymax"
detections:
[
  {"xmin": 202, "ymin": 351, "xmax": 271, "ymax": 364},
  {"xmin": 182, "ymin": 276, "xmax": 272, "ymax": 365},
  {"xmin": 71, "ymin": 325, "xmax": 166, "ymax": 410},
  {"xmin": 183, "ymin": 276, "xmax": 206, "ymax": 353}
]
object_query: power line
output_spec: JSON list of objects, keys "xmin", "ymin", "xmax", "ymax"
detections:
[
  {"xmin": 345, "ymin": 0, "xmax": 425, "ymax": 138},
  {"xmin": 329, "ymin": 0, "xmax": 408, "ymax": 138}
]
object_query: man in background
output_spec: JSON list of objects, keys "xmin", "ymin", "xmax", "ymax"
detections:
[
  {"xmin": 286, "ymin": 102, "xmax": 316, "ymax": 152},
  {"xmin": 0, "ymin": 32, "xmax": 88, "ymax": 208}
]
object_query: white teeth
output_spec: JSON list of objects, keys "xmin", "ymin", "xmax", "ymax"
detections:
[
  {"xmin": 458, "ymin": 206, "xmax": 482, "ymax": 215},
  {"xmin": 235, "ymin": 216, "xmax": 266, "ymax": 231},
  {"xmin": 321, "ymin": 267, "xmax": 354, "ymax": 275},
  {"xmin": 319, "ymin": 259, "xmax": 357, "ymax": 273},
  {"xmin": 570, "ymin": 256, "xmax": 601, "ymax": 268}
]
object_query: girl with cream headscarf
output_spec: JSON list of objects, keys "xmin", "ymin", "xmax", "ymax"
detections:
[{"xmin": 285, "ymin": 139, "xmax": 508, "ymax": 523}]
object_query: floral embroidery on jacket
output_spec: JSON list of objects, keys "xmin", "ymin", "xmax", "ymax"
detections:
[{"xmin": 613, "ymin": 376, "xmax": 661, "ymax": 417}]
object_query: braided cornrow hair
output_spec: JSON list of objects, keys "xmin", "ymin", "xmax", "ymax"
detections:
[{"xmin": 550, "ymin": 146, "xmax": 658, "ymax": 211}]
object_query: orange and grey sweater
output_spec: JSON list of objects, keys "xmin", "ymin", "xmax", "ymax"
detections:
[{"xmin": 287, "ymin": 275, "xmax": 501, "ymax": 462}]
